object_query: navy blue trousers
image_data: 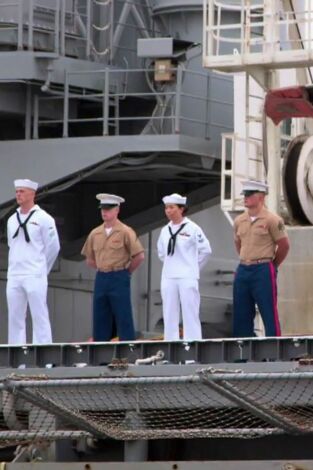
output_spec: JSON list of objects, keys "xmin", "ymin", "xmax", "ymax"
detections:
[
  {"xmin": 233, "ymin": 262, "xmax": 281, "ymax": 337},
  {"xmin": 93, "ymin": 270, "xmax": 135, "ymax": 341}
]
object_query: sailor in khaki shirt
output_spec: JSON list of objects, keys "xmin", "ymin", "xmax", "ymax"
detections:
[
  {"xmin": 81, "ymin": 193, "xmax": 144, "ymax": 341},
  {"xmin": 233, "ymin": 180, "xmax": 290, "ymax": 337}
]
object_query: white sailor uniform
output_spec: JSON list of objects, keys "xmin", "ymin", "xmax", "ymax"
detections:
[
  {"xmin": 7, "ymin": 205, "xmax": 60, "ymax": 344},
  {"xmin": 157, "ymin": 217, "xmax": 212, "ymax": 341}
]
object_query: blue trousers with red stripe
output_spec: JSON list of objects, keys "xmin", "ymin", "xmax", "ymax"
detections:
[
  {"xmin": 93, "ymin": 270, "xmax": 135, "ymax": 341},
  {"xmin": 233, "ymin": 262, "xmax": 281, "ymax": 337}
]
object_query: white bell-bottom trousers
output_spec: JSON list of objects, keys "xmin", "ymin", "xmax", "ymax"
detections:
[
  {"xmin": 6, "ymin": 275, "xmax": 52, "ymax": 344},
  {"xmin": 161, "ymin": 277, "xmax": 202, "ymax": 341}
]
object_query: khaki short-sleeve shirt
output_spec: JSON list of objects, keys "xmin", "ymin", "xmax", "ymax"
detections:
[
  {"xmin": 81, "ymin": 220, "xmax": 144, "ymax": 271},
  {"xmin": 234, "ymin": 208, "xmax": 288, "ymax": 261}
]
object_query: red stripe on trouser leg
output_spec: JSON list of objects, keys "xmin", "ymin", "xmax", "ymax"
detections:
[{"xmin": 269, "ymin": 262, "xmax": 281, "ymax": 336}]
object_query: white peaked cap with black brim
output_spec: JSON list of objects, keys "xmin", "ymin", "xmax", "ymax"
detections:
[
  {"xmin": 240, "ymin": 180, "xmax": 268, "ymax": 194},
  {"xmin": 96, "ymin": 193, "xmax": 125, "ymax": 206}
]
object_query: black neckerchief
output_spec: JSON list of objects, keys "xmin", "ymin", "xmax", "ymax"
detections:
[
  {"xmin": 167, "ymin": 223, "xmax": 187, "ymax": 256},
  {"xmin": 12, "ymin": 210, "xmax": 36, "ymax": 243}
]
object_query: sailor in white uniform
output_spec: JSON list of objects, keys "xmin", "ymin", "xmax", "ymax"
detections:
[
  {"xmin": 157, "ymin": 193, "xmax": 212, "ymax": 341},
  {"xmin": 6, "ymin": 179, "xmax": 60, "ymax": 344}
]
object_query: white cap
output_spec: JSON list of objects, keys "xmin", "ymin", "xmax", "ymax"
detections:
[
  {"xmin": 241, "ymin": 180, "xmax": 268, "ymax": 194},
  {"xmin": 14, "ymin": 179, "xmax": 38, "ymax": 191},
  {"xmin": 162, "ymin": 193, "xmax": 187, "ymax": 205},
  {"xmin": 96, "ymin": 193, "xmax": 125, "ymax": 207}
]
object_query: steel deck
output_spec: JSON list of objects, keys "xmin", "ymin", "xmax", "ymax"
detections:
[{"xmin": 0, "ymin": 336, "xmax": 312, "ymax": 369}]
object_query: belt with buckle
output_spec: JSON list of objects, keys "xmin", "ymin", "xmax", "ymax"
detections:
[
  {"xmin": 98, "ymin": 266, "xmax": 126, "ymax": 273},
  {"xmin": 240, "ymin": 258, "xmax": 273, "ymax": 266}
]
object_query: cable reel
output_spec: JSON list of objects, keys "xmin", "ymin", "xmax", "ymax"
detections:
[{"xmin": 282, "ymin": 134, "xmax": 313, "ymax": 224}]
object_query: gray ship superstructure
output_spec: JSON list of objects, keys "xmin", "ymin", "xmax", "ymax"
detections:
[
  {"xmin": 0, "ymin": 0, "xmax": 234, "ymax": 342},
  {"xmin": 0, "ymin": 1, "xmax": 312, "ymax": 469}
]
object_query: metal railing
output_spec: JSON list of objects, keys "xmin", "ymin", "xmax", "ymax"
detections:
[
  {"xmin": 32, "ymin": 66, "xmax": 212, "ymax": 139},
  {"xmin": 203, "ymin": 0, "xmax": 313, "ymax": 70},
  {"xmin": 0, "ymin": 0, "xmax": 159, "ymax": 63},
  {"xmin": 221, "ymin": 133, "xmax": 263, "ymax": 211},
  {"xmin": 0, "ymin": 0, "xmax": 99, "ymax": 59}
]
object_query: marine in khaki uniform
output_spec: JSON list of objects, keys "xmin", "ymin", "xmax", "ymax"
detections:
[
  {"xmin": 81, "ymin": 194, "xmax": 144, "ymax": 341},
  {"xmin": 233, "ymin": 180, "xmax": 290, "ymax": 337}
]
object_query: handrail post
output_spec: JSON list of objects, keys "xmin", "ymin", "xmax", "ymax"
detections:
[
  {"xmin": 230, "ymin": 135, "xmax": 235, "ymax": 206},
  {"xmin": 33, "ymin": 94, "xmax": 39, "ymax": 139},
  {"xmin": 63, "ymin": 71, "xmax": 69, "ymax": 137},
  {"xmin": 17, "ymin": 0, "xmax": 23, "ymax": 50},
  {"xmin": 86, "ymin": 0, "xmax": 91, "ymax": 59},
  {"xmin": 202, "ymin": 0, "xmax": 206, "ymax": 60},
  {"xmin": 103, "ymin": 68, "xmax": 109, "ymax": 136},
  {"xmin": 54, "ymin": 0, "xmax": 60, "ymax": 54},
  {"xmin": 114, "ymin": 95, "xmax": 119, "ymax": 135},
  {"xmin": 25, "ymin": 83, "xmax": 32, "ymax": 140},
  {"xmin": 309, "ymin": 0, "xmax": 312, "ymax": 53},
  {"xmin": 109, "ymin": 0, "xmax": 114, "ymax": 64},
  {"xmin": 28, "ymin": 0, "xmax": 33, "ymax": 50},
  {"xmin": 60, "ymin": 0, "xmax": 65, "ymax": 56},
  {"xmin": 174, "ymin": 65, "xmax": 183, "ymax": 134},
  {"xmin": 221, "ymin": 134, "xmax": 226, "ymax": 207},
  {"xmin": 207, "ymin": 0, "xmax": 214, "ymax": 56},
  {"xmin": 145, "ymin": 231, "xmax": 152, "ymax": 332}
]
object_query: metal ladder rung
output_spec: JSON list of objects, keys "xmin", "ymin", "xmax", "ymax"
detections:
[
  {"xmin": 246, "ymin": 115, "xmax": 262, "ymax": 123},
  {"xmin": 248, "ymin": 136, "xmax": 263, "ymax": 142}
]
